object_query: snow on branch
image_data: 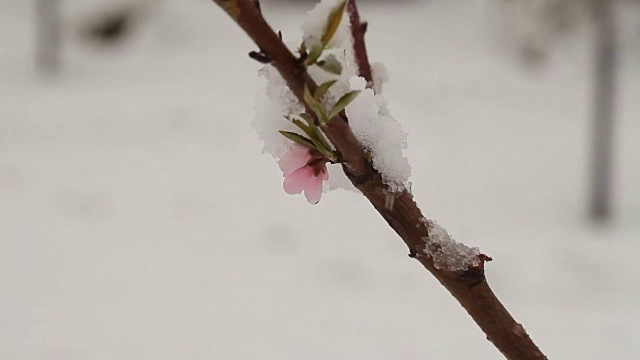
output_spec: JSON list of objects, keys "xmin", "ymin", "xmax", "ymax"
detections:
[
  {"xmin": 423, "ymin": 219, "xmax": 482, "ymax": 271},
  {"xmin": 210, "ymin": 0, "xmax": 547, "ymax": 359},
  {"xmin": 253, "ymin": 0, "xmax": 409, "ymax": 193}
]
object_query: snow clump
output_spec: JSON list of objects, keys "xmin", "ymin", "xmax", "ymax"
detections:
[
  {"xmin": 424, "ymin": 220, "xmax": 481, "ymax": 271},
  {"xmin": 252, "ymin": 0, "xmax": 411, "ymax": 193}
]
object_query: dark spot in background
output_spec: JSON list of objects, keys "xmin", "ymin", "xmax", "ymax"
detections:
[
  {"xmin": 0, "ymin": 164, "xmax": 24, "ymax": 192},
  {"xmin": 315, "ymin": 256, "xmax": 372, "ymax": 293},
  {"xmin": 261, "ymin": 224, "xmax": 298, "ymax": 255},
  {"xmin": 82, "ymin": 6, "xmax": 136, "ymax": 45},
  {"xmin": 53, "ymin": 190, "xmax": 113, "ymax": 222},
  {"xmin": 170, "ymin": 190, "xmax": 216, "ymax": 220}
]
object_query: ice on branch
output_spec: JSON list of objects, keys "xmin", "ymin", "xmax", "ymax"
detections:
[{"xmin": 423, "ymin": 219, "xmax": 480, "ymax": 271}]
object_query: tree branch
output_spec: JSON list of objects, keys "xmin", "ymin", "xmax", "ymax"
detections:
[
  {"xmin": 211, "ymin": 1, "xmax": 547, "ymax": 359},
  {"xmin": 346, "ymin": 0, "xmax": 373, "ymax": 88}
]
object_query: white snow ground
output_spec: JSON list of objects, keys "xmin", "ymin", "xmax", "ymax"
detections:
[{"xmin": 1, "ymin": 0, "xmax": 639, "ymax": 359}]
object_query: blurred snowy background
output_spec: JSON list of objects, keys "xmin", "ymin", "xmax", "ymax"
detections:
[{"xmin": 1, "ymin": 0, "xmax": 639, "ymax": 359}]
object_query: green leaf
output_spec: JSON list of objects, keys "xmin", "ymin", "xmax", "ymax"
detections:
[
  {"xmin": 303, "ymin": 85, "xmax": 326, "ymax": 123},
  {"xmin": 316, "ymin": 55, "xmax": 342, "ymax": 75},
  {"xmin": 312, "ymin": 105, "xmax": 327, "ymax": 124},
  {"xmin": 316, "ymin": 147, "xmax": 335, "ymax": 161},
  {"xmin": 314, "ymin": 79, "xmax": 337, "ymax": 101},
  {"xmin": 327, "ymin": 90, "xmax": 361, "ymax": 120},
  {"xmin": 293, "ymin": 119, "xmax": 333, "ymax": 156},
  {"xmin": 303, "ymin": 85, "xmax": 314, "ymax": 106},
  {"xmin": 285, "ymin": 114, "xmax": 334, "ymax": 159},
  {"xmin": 303, "ymin": 43, "xmax": 323, "ymax": 67},
  {"xmin": 303, "ymin": 85, "xmax": 316, "ymax": 109},
  {"xmin": 298, "ymin": 113, "xmax": 314, "ymax": 125},
  {"xmin": 291, "ymin": 118, "xmax": 315, "ymax": 138},
  {"xmin": 311, "ymin": 124, "xmax": 332, "ymax": 151},
  {"xmin": 279, "ymin": 131, "xmax": 316, "ymax": 149},
  {"xmin": 285, "ymin": 115, "xmax": 316, "ymax": 139},
  {"xmin": 321, "ymin": 0, "xmax": 347, "ymax": 47}
]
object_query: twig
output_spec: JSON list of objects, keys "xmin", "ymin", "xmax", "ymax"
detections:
[
  {"xmin": 346, "ymin": 0, "xmax": 373, "ymax": 88},
  {"xmin": 210, "ymin": 1, "xmax": 547, "ymax": 359}
]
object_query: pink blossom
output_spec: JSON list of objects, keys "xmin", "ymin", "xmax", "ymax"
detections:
[{"xmin": 278, "ymin": 143, "xmax": 329, "ymax": 204}]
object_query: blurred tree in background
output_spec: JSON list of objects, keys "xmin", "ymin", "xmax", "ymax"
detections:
[
  {"xmin": 497, "ymin": 0, "xmax": 639, "ymax": 221},
  {"xmin": 35, "ymin": 0, "xmax": 61, "ymax": 76},
  {"xmin": 34, "ymin": 0, "xmax": 156, "ymax": 76}
]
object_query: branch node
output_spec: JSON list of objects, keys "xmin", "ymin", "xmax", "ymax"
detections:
[
  {"xmin": 248, "ymin": 50, "xmax": 271, "ymax": 64},
  {"xmin": 341, "ymin": 154, "xmax": 375, "ymax": 185},
  {"xmin": 462, "ymin": 268, "xmax": 486, "ymax": 287},
  {"xmin": 297, "ymin": 51, "xmax": 308, "ymax": 64}
]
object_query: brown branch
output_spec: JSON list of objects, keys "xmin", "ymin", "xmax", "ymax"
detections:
[
  {"xmin": 346, "ymin": 0, "xmax": 373, "ymax": 88},
  {"xmin": 211, "ymin": 1, "xmax": 547, "ymax": 359}
]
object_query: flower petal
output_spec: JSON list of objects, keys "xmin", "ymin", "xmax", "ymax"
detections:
[
  {"xmin": 278, "ymin": 144, "xmax": 312, "ymax": 174},
  {"xmin": 283, "ymin": 166, "xmax": 314, "ymax": 195},
  {"xmin": 304, "ymin": 174, "xmax": 324, "ymax": 204},
  {"xmin": 320, "ymin": 165, "xmax": 329, "ymax": 181}
]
